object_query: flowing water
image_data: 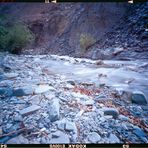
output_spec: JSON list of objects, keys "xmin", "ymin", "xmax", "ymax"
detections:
[{"xmin": 35, "ymin": 55, "xmax": 148, "ymax": 101}]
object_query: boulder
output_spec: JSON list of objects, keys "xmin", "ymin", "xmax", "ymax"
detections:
[
  {"xmin": 94, "ymin": 95, "xmax": 107, "ymax": 101},
  {"xmin": 0, "ymin": 87, "xmax": 13, "ymax": 98},
  {"xmin": 57, "ymin": 119, "xmax": 65, "ymax": 131},
  {"xmin": 13, "ymin": 87, "xmax": 34, "ymax": 96},
  {"xmin": 13, "ymin": 89, "xmax": 26, "ymax": 97},
  {"xmin": 4, "ymin": 73, "xmax": 18, "ymax": 79},
  {"xmin": 35, "ymin": 85, "xmax": 54, "ymax": 94},
  {"xmin": 103, "ymin": 107, "xmax": 119, "ymax": 119},
  {"xmin": 48, "ymin": 99, "xmax": 60, "ymax": 122},
  {"xmin": 132, "ymin": 91, "xmax": 147, "ymax": 105},
  {"xmin": 7, "ymin": 135, "xmax": 29, "ymax": 144},
  {"xmin": 65, "ymin": 121, "xmax": 77, "ymax": 132},
  {"xmin": 13, "ymin": 112, "xmax": 23, "ymax": 122},
  {"xmin": 87, "ymin": 132, "xmax": 101, "ymax": 143},
  {"xmin": 108, "ymin": 134, "xmax": 120, "ymax": 143},
  {"xmin": 20, "ymin": 105, "xmax": 41, "ymax": 116},
  {"xmin": 0, "ymin": 126, "xmax": 3, "ymax": 135},
  {"xmin": 83, "ymin": 100, "xmax": 94, "ymax": 106},
  {"xmin": 49, "ymin": 131, "xmax": 70, "ymax": 144},
  {"xmin": 52, "ymin": 131, "xmax": 62, "ymax": 138},
  {"xmin": 133, "ymin": 126, "xmax": 146, "ymax": 138}
]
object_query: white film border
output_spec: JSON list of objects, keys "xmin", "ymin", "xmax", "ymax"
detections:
[
  {"xmin": 45, "ymin": 0, "xmax": 57, "ymax": 3},
  {"xmin": 128, "ymin": 0, "xmax": 134, "ymax": 3}
]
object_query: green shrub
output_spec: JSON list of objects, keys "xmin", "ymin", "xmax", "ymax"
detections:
[
  {"xmin": 0, "ymin": 22, "xmax": 34, "ymax": 54},
  {"xmin": 80, "ymin": 33, "xmax": 96, "ymax": 51},
  {"xmin": 9, "ymin": 23, "xmax": 34, "ymax": 54},
  {"xmin": 0, "ymin": 26, "xmax": 10, "ymax": 51}
]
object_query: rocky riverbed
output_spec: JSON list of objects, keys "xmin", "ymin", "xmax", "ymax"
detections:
[{"xmin": 0, "ymin": 53, "xmax": 148, "ymax": 144}]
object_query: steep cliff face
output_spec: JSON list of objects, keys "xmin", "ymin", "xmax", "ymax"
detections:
[{"xmin": 0, "ymin": 3, "xmax": 127, "ymax": 55}]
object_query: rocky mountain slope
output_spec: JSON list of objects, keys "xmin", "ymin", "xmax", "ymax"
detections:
[
  {"xmin": 0, "ymin": 3, "xmax": 147, "ymax": 60},
  {"xmin": 87, "ymin": 3, "xmax": 148, "ymax": 60},
  {"xmin": 0, "ymin": 3, "xmax": 126, "ymax": 55},
  {"xmin": 0, "ymin": 53, "xmax": 148, "ymax": 144}
]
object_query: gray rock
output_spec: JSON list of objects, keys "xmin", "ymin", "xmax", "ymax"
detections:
[
  {"xmin": 66, "ymin": 80, "xmax": 75, "ymax": 86},
  {"xmin": 49, "ymin": 131, "xmax": 70, "ymax": 144},
  {"xmin": 13, "ymin": 112, "xmax": 23, "ymax": 122},
  {"xmin": 65, "ymin": 121, "xmax": 77, "ymax": 132},
  {"xmin": 59, "ymin": 96, "xmax": 70, "ymax": 102},
  {"xmin": 40, "ymin": 137, "xmax": 50, "ymax": 144},
  {"xmin": 141, "ymin": 137, "xmax": 148, "ymax": 143},
  {"xmin": 133, "ymin": 126, "xmax": 146, "ymax": 138},
  {"xmin": 48, "ymin": 99, "xmax": 60, "ymax": 122},
  {"xmin": 103, "ymin": 107, "xmax": 119, "ymax": 119},
  {"xmin": 52, "ymin": 131, "xmax": 61, "ymax": 138},
  {"xmin": 121, "ymin": 90, "xmax": 132, "ymax": 101},
  {"xmin": 31, "ymin": 138, "xmax": 40, "ymax": 144},
  {"xmin": 113, "ymin": 47, "xmax": 124, "ymax": 55},
  {"xmin": 13, "ymin": 89, "xmax": 26, "ymax": 97},
  {"xmin": 0, "ymin": 126, "xmax": 3, "ymax": 135},
  {"xmin": 20, "ymin": 105, "xmax": 41, "ymax": 116},
  {"xmin": 132, "ymin": 91, "xmax": 147, "ymax": 105},
  {"xmin": 35, "ymin": 85, "xmax": 54, "ymax": 94},
  {"xmin": 118, "ymin": 115, "xmax": 129, "ymax": 121},
  {"xmin": 0, "ymin": 87, "xmax": 13, "ymax": 97},
  {"xmin": 57, "ymin": 119, "xmax": 66, "ymax": 130},
  {"xmin": 108, "ymin": 134, "xmax": 120, "ymax": 143},
  {"xmin": 83, "ymin": 100, "xmax": 94, "ymax": 106},
  {"xmin": 29, "ymin": 95, "xmax": 41, "ymax": 105},
  {"xmin": 0, "ymin": 75, "xmax": 3, "ymax": 80},
  {"xmin": 87, "ymin": 132, "xmax": 101, "ymax": 143},
  {"xmin": 7, "ymin": 135, "xmax": 29, "ymax": 144},
  {"xmin": 4, "ymin": 73, "xmax": 18, "ymax": 79},
  {"xmin": 95, "ymin": 95, "xmax": 107, "ymax": 101},
  {"xmin": 64, "ymin": 84, "xmax": 74, "ymax": 89},
  {"xmin": 22, "ymin": 86, "xmax": 34, "ymax": 95}
]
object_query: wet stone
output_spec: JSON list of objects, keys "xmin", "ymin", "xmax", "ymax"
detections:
[
  {"xmin": 132, "ymin": 91, "xmax": 147, "ymax": 105},
  {"xmin": 13, "ymin": 87, "xmax": 34, "ymax": 97},
  {"xmin": 0, "ymin": 87, "xmax": 13, "ymax": 98},
  {"xmin": 103, "ymin": 107, "xmax": 119, "ymax": 119},
  {"xmin": 13, "ymin": 89, "xmax": 26, "ymax": 97}
]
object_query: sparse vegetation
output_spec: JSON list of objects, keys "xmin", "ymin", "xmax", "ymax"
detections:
[
  {"xmin": 80, "ymin": 33, "xmax": 96, "ymax": 51},
  {"xmin": 0, "ymin": 16, "xmax": 34, "ymax": 54},
  {"xmin": 8, "ymin": 23, "xmax": 34, "ymax": 54}
]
